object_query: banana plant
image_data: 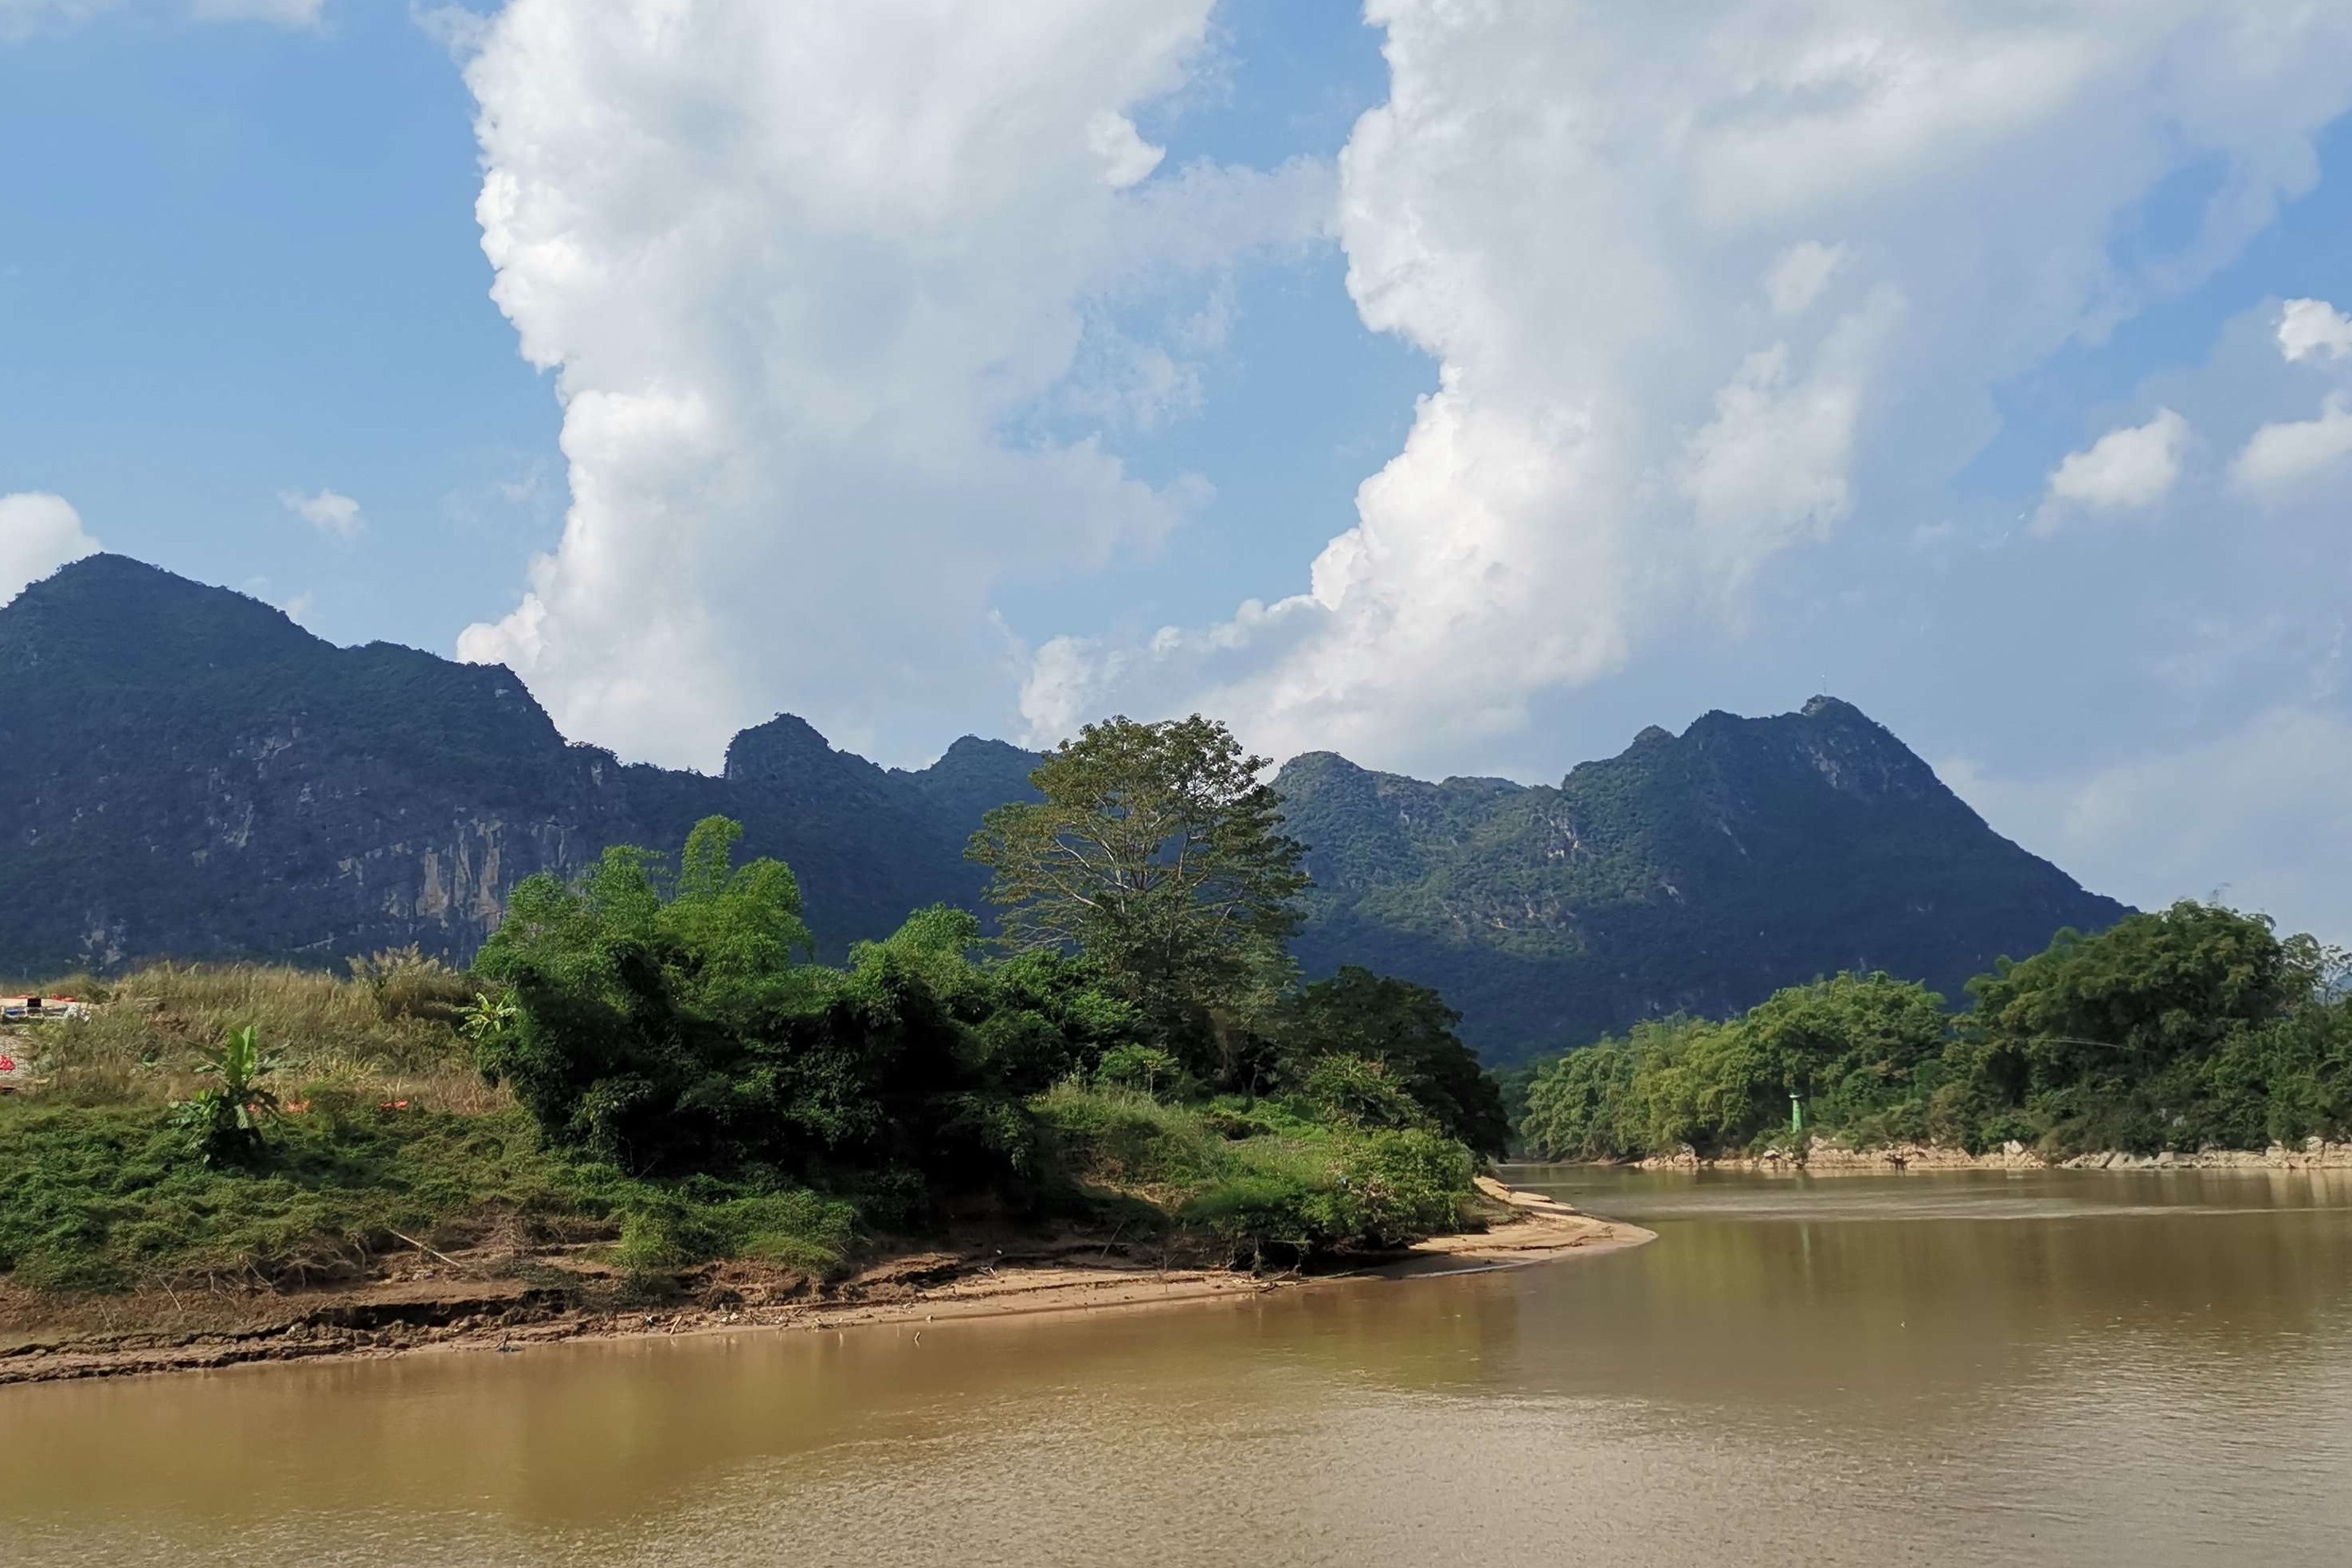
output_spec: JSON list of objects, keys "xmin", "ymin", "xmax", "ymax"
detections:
[{"xmin": 174, "ymin": 1025, "xmax": 284, "ymax": 1166}]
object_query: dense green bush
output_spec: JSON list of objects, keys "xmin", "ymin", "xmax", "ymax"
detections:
[
  {"xmin": 472, "ymin": 819, "xmax": 1121, "ymax": 1188},
  {"xmin": 1267, "ymin": 967, "xmax": 1510, "ymax": 1153},
  {"xmin": 1030, "ymin": 1081, "xmax": 1233, "ymax": 1198},
  {"xmin": 1033, "ymin": 1083, "xmax": 1476, "ymax": 1265},
  {"xmin": 1094, "ymin": 1043, "xmax": 1195, "ymax": 1102},
  {"xmin": 1177, "ymin": 1128, "xmax": 1475, "ymax": 1264},
  {"xmin": 1291, "ymin": 1053, "xmax": 1431, "ymax": 1133}
]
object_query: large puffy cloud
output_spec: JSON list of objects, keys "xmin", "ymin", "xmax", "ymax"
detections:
[
  {"xmin": 1033, "ymin": 1, "xmax": 2352, "ymax": 769},
  {"xmin": 0, "ymin": 492, "xmax": 100, "ymax": 606},
  {"xmin": 453, "ymin": 0, "xmax": 1326, "ymax": 766}
]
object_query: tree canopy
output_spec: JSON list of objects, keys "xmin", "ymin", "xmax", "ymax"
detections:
[
  {"xmin": 1519, "ymin": 902, "xmax": 2352, "ymax": 1160},
  {"xmin": 968, "ymin": 715, "xmax": 1307, "ymax": 1073},
  {"xmin": 1954, "ymin": 901, "xmax": 2347, "ymax": 1152}
]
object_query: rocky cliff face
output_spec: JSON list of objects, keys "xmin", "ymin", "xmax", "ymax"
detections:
[{"xmin": 0, "ymin": 556, "xmax": 2126, "ymax": 1062}]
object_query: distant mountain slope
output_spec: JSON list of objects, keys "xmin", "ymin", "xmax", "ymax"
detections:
[
  {"xmin": 0, "ymin": 556, "xmax": 1006, "ymax": 972},
  {"xmin": 1276, "ymin": 697, "xmax": 2129, "ymax": 1060},
  {"xmin": 0, "ymin": 556, "xmax": 2126, "ymax": 1062}
]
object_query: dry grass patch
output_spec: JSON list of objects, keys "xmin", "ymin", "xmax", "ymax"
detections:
[{"xmin": 4, "ymin": 950, "xmax": 505, "ymax": 1113}]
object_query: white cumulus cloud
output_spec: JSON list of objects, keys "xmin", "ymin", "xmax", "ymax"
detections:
[
  {"xmin": 2232, "ymin": 393, "xmax": 2352, "ymax": 500},
  {"xmin": 1035, "ymin": 1, "xmax": 2352, "ymax": 770},
  {"xmin": 2034, "ymin": 407, "xmax": 2191, "ymax": 532},
  {"xmin": 454, "ymin": 0, "xmax": 1326, "ymax": 766},
  {"xmin": 2278, "ymin": 296, "xmax": 2352, "ymax": 363},
  {"xmin": 0, "ymin": 492, "xmax": 100, "ymax": 606},
  {"xmin": 1086, "ymin": 112, "xmax": 1166, "ymax": 190},
  {"xmin": 2228, "ymin": 295, "xmax": 2352, "ymax": 503},
  {"xmin": 280, "ymin": 487, "xmax": 363, "ymax": 539}
]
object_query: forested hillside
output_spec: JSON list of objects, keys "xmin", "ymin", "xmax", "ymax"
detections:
[{"xmin": 0, "ymin": 556, "xmax": 2125, "ymax": 1062}]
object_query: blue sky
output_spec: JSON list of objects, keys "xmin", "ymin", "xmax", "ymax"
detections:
[{"xmin": 4, "ymin": 0, "xmax": 2351, "ymax": 944}]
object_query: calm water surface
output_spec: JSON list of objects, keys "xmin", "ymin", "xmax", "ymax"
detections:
[{"xmin": 6, "ymin": 1168, "xmax": 2350, "ymax": 1566}]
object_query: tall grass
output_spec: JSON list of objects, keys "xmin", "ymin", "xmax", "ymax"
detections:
[{"xmin": 3, "ymin": 951, "xmax": 501, "ymax": 1113}]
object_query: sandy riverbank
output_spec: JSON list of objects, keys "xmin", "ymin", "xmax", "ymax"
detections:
[
  {"xmin": 0, "ymin": 1178, "xmax": 1648, "ymax": 1386},
  {"xmin": 1630, "ymin": 1135, "xmax": 2352, "ymax": 1174}
]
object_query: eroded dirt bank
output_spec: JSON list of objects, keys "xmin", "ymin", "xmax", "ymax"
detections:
[{"xmin": 0, "ymin": 1178, "xmax": 1648, "ymax": 1387}]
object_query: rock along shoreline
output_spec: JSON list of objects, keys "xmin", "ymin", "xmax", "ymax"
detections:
[{"xmin": 1633, "ymin": 1135, "xmax": 2352, "ymax": 1174}]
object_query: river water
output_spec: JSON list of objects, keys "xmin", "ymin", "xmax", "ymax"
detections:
[{"xmin": 6, "ymin": 1168, "xmax": 2350, "ymax": 1566}]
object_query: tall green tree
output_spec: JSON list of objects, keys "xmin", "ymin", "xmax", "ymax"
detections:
[{"xmin": 967, "ymin": 715, "xmax": 1307, "ymax": 1074}]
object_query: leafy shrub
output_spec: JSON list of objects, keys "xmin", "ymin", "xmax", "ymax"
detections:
[
  {"xmin": 1178, "ymin": 1128, "xmax": 1475, "ymax": 1264},
  {"xmin": 1032, "ymin": 1081, "xmax": 1229, "ymax": 1198},
  {"xmin": 1293, "ymin": 1053, "xmax": 1429, "ymax": 1132},
  {"xmin": 1342, "ymin": 1127, "xmax": 1477, "ymax": 1245},
  {"xmin": 614, "ymin": 1201, "xmax": 728, "ymax": 1279},
  {"xmin": 1094, "ymin": 1043, "xmax": 1194, "ymax": 1101},
  {"xmin": 1035, "ymin": 1083, "xmax": 1478, "ymax": 1265}
]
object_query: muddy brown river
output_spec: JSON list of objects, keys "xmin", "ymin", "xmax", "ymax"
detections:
[{"xmin": 6, "ymin": 1167, "xmax": 2349, "ymax": 1566}]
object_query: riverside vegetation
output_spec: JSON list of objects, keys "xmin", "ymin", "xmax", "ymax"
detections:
[
  {"xmin": 0, "ymin": 717, "xmax": 1509, "ymax": 1304},
  {"xmin": 1514, "ymin": 900, "xmax": 2352, "ymax": 1162}
]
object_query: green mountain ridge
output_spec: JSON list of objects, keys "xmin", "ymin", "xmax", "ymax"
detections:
[
  {"xmin": 0, "ymin": 555, "xmax": 2127, "ymax": 1062},
  {"xmin": 1278, "ymin": 697, "xmax": 2130, "ymax": 1060}
]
